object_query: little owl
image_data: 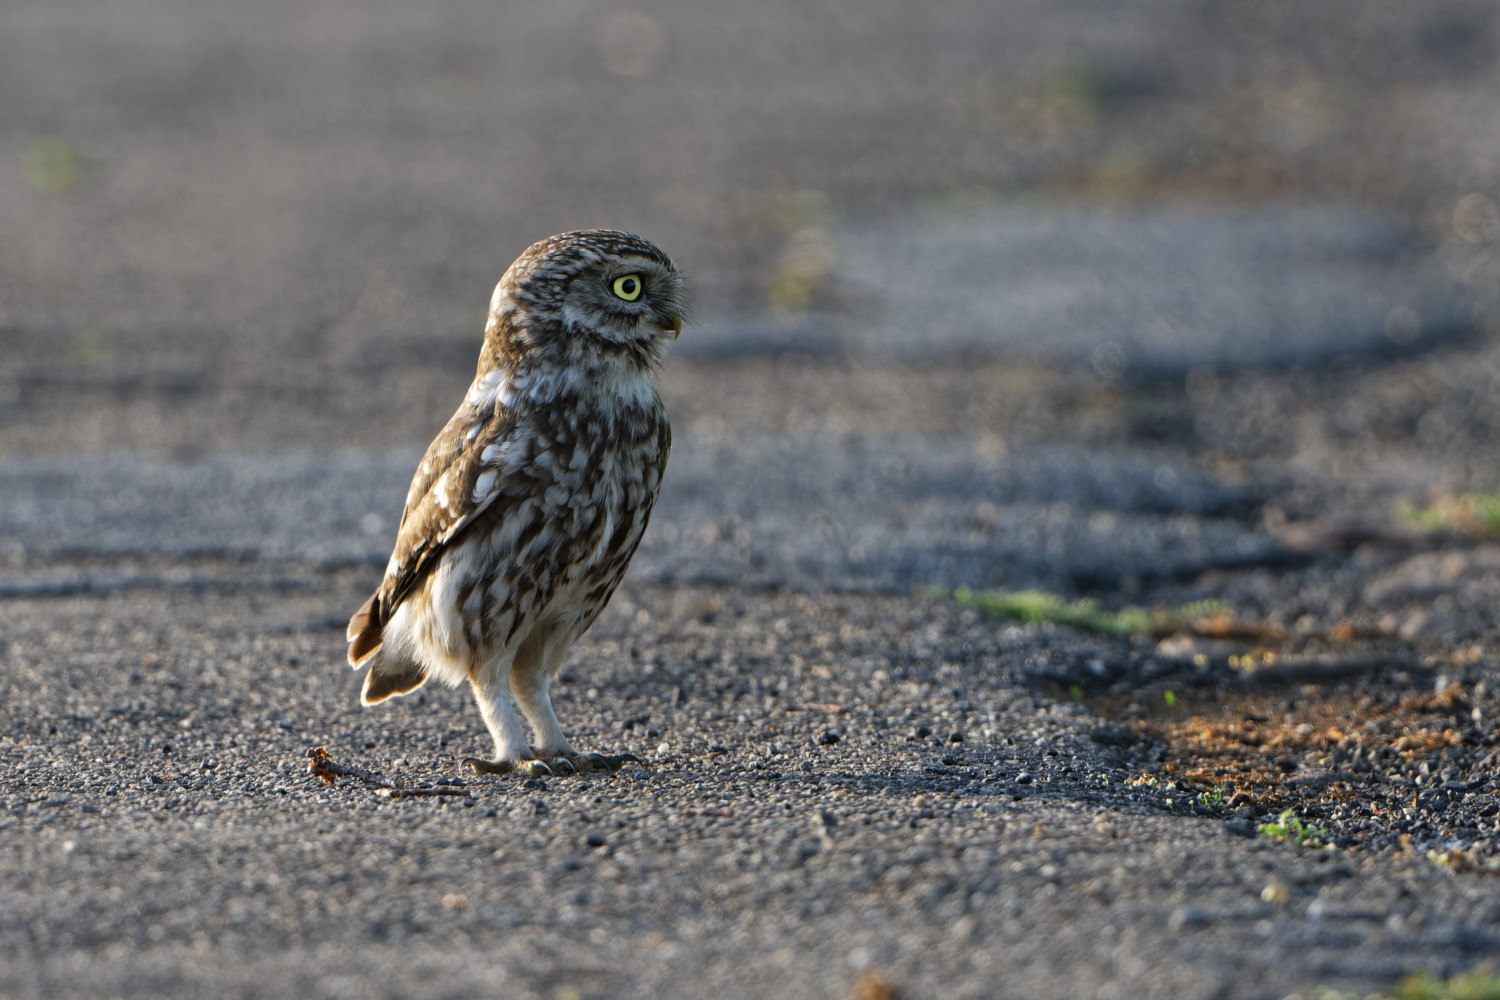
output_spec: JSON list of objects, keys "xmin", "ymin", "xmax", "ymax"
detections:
[{"xmin": 347, "ymin": 230, "xmax": 683, "ymax": 777}]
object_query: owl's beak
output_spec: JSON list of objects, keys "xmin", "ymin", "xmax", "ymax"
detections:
[{"xmin": 663, "ymin": 317, "xmax": 682, "ymax": 339}]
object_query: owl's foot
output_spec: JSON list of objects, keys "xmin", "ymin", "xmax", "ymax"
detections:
[
  {"xmin": 565, "ymin": 751, "xmax": 642, "ymax": 775},
  {"xmin": 463, "ymin": 756, "xmax": 558, "ymax": 778},
  {"xmin": 462, "ymin": 752, "xmax": 641, "ymax": 778}
]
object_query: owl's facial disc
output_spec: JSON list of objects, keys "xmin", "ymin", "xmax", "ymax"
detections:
[
  {"xmin": 554, "ymin": 255, "xmax": 683, "ymax": 346},
  {"xmin": 612, "ymin": 270, "xmax": 680, "ymax": 338}
]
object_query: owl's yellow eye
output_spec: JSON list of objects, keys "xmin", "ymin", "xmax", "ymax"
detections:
[{"xmin": 612, "ymin": 274, "xmax": 643, "ymax": 301}]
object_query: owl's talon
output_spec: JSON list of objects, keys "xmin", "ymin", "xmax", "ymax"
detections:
[
  {"xmin": 464, "ymin": 756, "xmax": 515, "ymax": 776},
  {"xmin": 517, "ymin": 759, "xmax": 555, "ymax": 778},
  {"xmin": 465, "ymin": 751, "xmax": 643, "ymax": 778},
  {"xmin": 465, "ymin": 756, "xmax": 557, "ymax": 778},
  {"xmin": 567, "ymin": 754, "xmax": 607, "ymax": 774},
  {"xmin": 572, "ymin": 752, "xmax": 640, "ymax": 774}
]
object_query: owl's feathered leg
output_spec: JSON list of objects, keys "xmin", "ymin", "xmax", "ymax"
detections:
[
  {"xmin": 504, "ymin": 628, "xmax": 588, "ymax": 775},
  {"xmin": 510, "ymin": 633, "xmax": 575, "ymax": 760},
  {"xmin": 508, "ymin": 637, "xmax": 640, "ymax": 777},
  {"xmin": 462, "ymin": 671, "xmax": 556, "ymax": 778}
]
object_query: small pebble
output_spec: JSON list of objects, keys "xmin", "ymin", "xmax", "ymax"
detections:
[
  {"xmin": 1016, "ymin": 772, "xmax": 1033, "ymax": 785},
  {"xmin": 1169, "ymin": 906, "xmax": 1209, "ymax": 930},
  {"xmin": 1261, "ymin": 883, "xmax": 1291, "ymax": 906}
]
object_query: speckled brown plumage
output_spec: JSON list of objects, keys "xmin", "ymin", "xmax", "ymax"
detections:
[{"xmin": 347, "ymin": 230, "xmax": 684, "ymax": 777}]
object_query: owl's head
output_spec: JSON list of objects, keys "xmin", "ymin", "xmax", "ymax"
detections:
[{"xmin": 487, "ymin": 230, "xmax": 685, "ymax": 368}]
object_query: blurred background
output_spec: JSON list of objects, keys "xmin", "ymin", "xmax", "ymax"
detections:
[{"xmin": 1, "ymin": 0, "xmax": 1498, "ymax": 469}]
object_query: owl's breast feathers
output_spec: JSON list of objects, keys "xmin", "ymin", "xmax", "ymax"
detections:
[{"xmin": 346, "ymin": 375, "xmax": 670, "ymax": 670}]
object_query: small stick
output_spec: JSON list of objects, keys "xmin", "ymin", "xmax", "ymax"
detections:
[
  {"xmin": 306, "ymin": 746, "xmax": 394, "ymax": 787},
  {"xmin": 378, "ymin": 786, "xmax": 470, "ymax": 799},
  {"xmin": 1238, "ymin": 656, "xmax": 1413, "ymax": 682},
  {"xmin": 306, "ymin": 746, "xmax": 470, "ymax": 798}
]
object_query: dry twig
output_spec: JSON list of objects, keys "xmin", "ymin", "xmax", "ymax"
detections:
[{"xmin": 305, "ymin": 746, "xmax": 471, "ymax": 799}]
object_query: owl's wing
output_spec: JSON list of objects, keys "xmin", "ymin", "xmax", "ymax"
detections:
[{"xmin": 346, "ymin": 404, "xmax": 522, "ymax": 666}]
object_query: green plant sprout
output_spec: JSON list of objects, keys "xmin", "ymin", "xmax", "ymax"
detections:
[
  {"xmin": 1395, "ymin": 493, "xmax": 1500, "ymax": 538},
  {"xmin": 1311, "ymin": 963, "xmax": 1500, "ymax": 1000},
  {"xmin": 1191, "ymin": 787, "xmax": 1228, "ymax": 813},
  {"xmin": 25, "ymin": 137, "xmax": 84, "ymax": 194},
  {"xmin": 1257, "ymin": 809, "xmax": 1331, "ymax": 849},
  {"xmin": 935, "ymin": 587, "xmax": 1229, "ymax": 638}
]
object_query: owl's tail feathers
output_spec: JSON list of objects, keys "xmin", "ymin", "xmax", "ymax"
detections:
[
  {"xmin": 348, "ymin": 593, "xmax": 428, "ymax": 704},
  {"xmin": 347, "ymin": 593, "xmax": 385, "ymax": 668}
]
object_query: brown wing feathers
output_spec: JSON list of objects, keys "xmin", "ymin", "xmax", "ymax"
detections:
[{"xmin": 346, "ymin": 411, "xmax": 506, "ymax": 672}]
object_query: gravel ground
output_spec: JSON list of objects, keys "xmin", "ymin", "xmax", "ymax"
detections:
[
  {"xmin": 5, "ymin": 578, "xmax": 1499, "ymax": 1000},
  {"xmin": 6, "ymin": 2, "xmax": 1500, "ymax": 999}
]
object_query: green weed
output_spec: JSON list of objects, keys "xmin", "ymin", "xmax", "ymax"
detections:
[
  {"xmin": 25, "ymin": 137, "xmax": 83, "ymax": 194},
  {"xmin": 1257, "ymin": 809, "xmax": 1331, "ymax": 849},
  {"xmin": 1192, "ymin": 787, "xmax": 1229, "ymax": 813},
  {"xmin": 1311, "ymin": 963, "xmax": 1500, "ymax": 1000},
  {"xmin": 935, "ymin": 587, "xmax": 1229, "ymax": 638},
  {"xmin": 1395, "ymin": 493, "xmax": 1500, "ymax": 538}
]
